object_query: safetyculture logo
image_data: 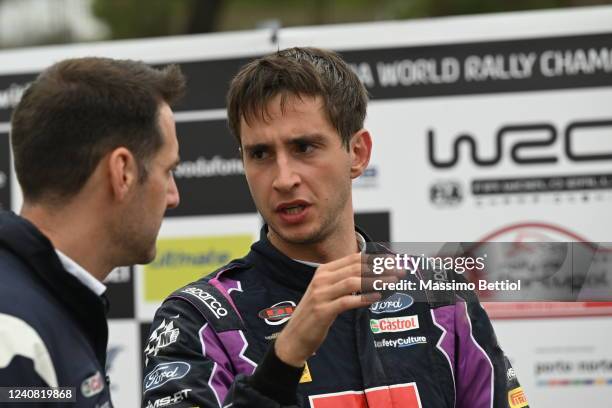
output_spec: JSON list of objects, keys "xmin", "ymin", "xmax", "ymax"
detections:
[
  {"xmin": 374, "ymin": 336, "xmax": 427, "ymax": 349},
  {"xmin": 370, "ymin": 315, "xmax": 419, "ymax": 334},
  {"xmin": 258, "ymin": 301, "xmax": 296, "ymax": 326},
  {"xmin": 144, "ymin": 362, "xmax": 191, "ymax": 393},
  {"xmin": 144, "ymin": 319, "xmax": 181, "ymax": 366},
  {"xmin": 369, "ymin": 293, "xmax": 414, "ymax": 314},
  {"xmin": 143, "ymin": 235, "xmax": 252, "ymax": 302}
]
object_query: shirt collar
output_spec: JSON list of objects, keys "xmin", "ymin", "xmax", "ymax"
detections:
[
  {"xmin": 249, "ymin": 225, "xmax": 373, "ymax": 292},
  {"xmin": 55, "ymin": 249, "xmax": 107, "ymax": 296}
]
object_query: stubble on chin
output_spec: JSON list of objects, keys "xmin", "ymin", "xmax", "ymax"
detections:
[
  {"xmin": 269, "ymin": 221, "xmax": 331, "ymax": 247},
  {"xmin": 111, "ymin": 223, "xmax": 158, "ymax": 266},
  {"xmin": 141, "ymin": 246, "xmax": 157, "ymax": 265}
]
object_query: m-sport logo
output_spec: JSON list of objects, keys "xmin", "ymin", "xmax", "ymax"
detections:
[
  {"xmin": 370, "ymin": 315, "xmax": 419, "ymax": 334},
  {"xmin": 145, "ymin": 389, "xmax": 192, "ymax": 408},
  {"xmin": 370, "ymin": 293, "xmax": 414, "ymax": 314}
]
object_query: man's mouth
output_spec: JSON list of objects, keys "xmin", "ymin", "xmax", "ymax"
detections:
[
  {"xmin": 276, "ymin": 201, "xmax": 310, "ymax": 215},
  {"xmin": 283, "ymin": 205, "xmax": 305, "ymax": 215}
]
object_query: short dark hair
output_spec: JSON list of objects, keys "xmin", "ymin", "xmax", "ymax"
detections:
[
  {"xmin": 227, "ymin": 47, "xmax": 368, "ymax": 149},
  {"xmin": 11, "ymin": 57, "xmax": 186, "ymax": 203}
]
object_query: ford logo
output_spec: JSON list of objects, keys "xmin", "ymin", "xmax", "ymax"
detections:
[
  {"xmin": 370, "ymin": 293, "xmax": 413, "ymax": 314},
  {"xmin": 144, "ymin": 362, "xmax": 190, "ymax": 392}
]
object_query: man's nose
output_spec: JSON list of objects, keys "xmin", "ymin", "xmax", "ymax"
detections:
[
  {"xmin": 272, "ymin": 155, "xmax": 300, "ymax": 192},
  {"xmin": 167, "ymin": 175, "xmax": 180, "ymax": 209}
]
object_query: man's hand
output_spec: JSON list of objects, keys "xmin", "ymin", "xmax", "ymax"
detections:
[{"xmin": 274, "ymin": 253, "xmax": 400, "ymax": 367}]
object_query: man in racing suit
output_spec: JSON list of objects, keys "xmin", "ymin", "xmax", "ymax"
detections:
[{"xmin": 142, "ymin": 47, "xmax": 528, "ymax": 408}]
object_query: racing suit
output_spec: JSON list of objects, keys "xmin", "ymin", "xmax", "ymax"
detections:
[{"xmin": 142, "ymin": 226, "xmax": 528, "ymax": 408}]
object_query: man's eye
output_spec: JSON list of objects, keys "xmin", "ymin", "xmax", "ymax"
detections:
[
  {"xmin": 296, "ymin": 142, "xmax": 314, "ymax": 154},
  {"xmin": 250, "ymin": 149, "xmax": 267, "ymax": 160}
]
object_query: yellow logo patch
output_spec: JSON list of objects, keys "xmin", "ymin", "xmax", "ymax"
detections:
[
  {"xmin": 300, "ymin": 362, "xmax": 312, "ymax": 383},
  {"xmin": 508, "ymin": 387, "xmax": 528, "ymax": 408}
]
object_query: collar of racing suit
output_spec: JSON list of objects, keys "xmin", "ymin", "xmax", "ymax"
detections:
[{"xmin": 247, "ymin": 224, "xmax": 373, "ymax": 292}]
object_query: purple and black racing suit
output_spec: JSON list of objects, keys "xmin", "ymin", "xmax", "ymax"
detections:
[{"xmin": 141, "ymin": 226, "xmax": 528, "ymax": 408}]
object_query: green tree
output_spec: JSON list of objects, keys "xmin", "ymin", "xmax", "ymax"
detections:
[
  {"xmin": 92, "ymin": 0, "xmax": 612, "ymax": 40},
  {"xmin": 384, "ymin": 0, "xmax": 610, "ymax": 19},
  {"xmin": 92, "ymin": 0, "xmax": 222, "ymax": 39}
]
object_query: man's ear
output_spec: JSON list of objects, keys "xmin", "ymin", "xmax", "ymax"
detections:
[
  {"xmin": 108, "ymin": 147, "xmax": 138, "ymax": 201},
  {"xmin": 349, "ymin": 129, "xmax": 372, "ymax": 179}
]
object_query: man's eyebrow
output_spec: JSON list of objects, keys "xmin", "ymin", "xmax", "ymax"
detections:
[
  {"xmin": 242, "ymin": 134, "xmax": 327, "ymax": 152},
  {"xmin": 242, "ymin": 143, "xmax": 270, "ymax": 153},
  {"xmin": 287, "ymin": 134, "xmax": 326, "ymax": 145}
]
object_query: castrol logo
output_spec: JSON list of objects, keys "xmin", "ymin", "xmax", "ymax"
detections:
[{"xmin": 370, "ymin": 315, "xmax": 419, "ymax": 334}]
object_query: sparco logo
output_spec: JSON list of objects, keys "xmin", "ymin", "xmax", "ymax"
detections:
[
  {"xmin": 174, "ymin": 156, "xmax": 244, "ymax": 178},
  {"xmin": 370, "ymin": 293, "xmax": 414, "ymax": 314},
  {"xmin": 144, "ymin": 362, "xmax": 190, "ymax": 392},
  {"xmin": 182, "ymin": 287, "xmax": 228, "ymax": 319},
  {"xmin": 370, "ymin": 315, "xmax": 419, "ymax": 334},
  {"xmin": 428, "ymin": 119, "xmax": 612, "ymax": 168},
  {"xmin": 0, "ymin": 83, "xmax": 29, "ymax": 109}
]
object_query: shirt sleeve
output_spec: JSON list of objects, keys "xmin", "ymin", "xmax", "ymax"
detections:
[{"xmin": 141, "ymin": 299, "xmax": 303, "ymax": 408}]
